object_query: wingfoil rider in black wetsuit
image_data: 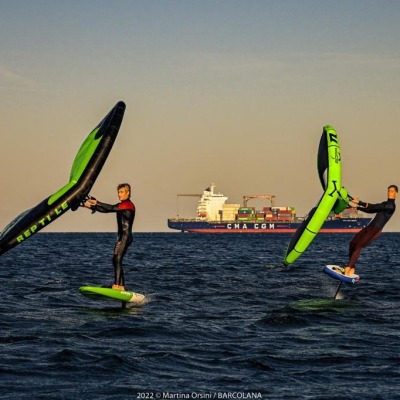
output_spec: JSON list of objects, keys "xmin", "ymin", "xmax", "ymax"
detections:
[
  {"xmin": 84, "ymin": 183, "xmax": 135, "ymax": 290},
  {"xmin": 343, "ymin": 185, "xmax": 398, "ymax": 276}
]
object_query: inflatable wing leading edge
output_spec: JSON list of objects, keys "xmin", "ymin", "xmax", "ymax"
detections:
[
  {"xmin": 0, "ymin": 101, "xmax": 126, "ymax": 256},
  {"xmin": 283, "ymin": 125, "xmax": 350, "ymax": 266}
]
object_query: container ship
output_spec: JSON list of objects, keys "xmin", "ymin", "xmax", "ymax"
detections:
[{"xmin": 168, "ymin": 184, "xmax": 371, "ymax": 233}]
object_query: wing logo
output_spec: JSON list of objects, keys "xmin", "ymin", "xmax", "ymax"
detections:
[{"xmin": 16, "ymin": 201, "xmax": 69, "ymax": 243}]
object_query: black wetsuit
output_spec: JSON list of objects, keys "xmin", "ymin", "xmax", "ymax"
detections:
[
  {"xmin": 348, "ymin": 198, "xmax": 396, "ymax": 267},
  {"xmin": 93, "ymin": 199, "xmax": 135, "ymax": 287}
]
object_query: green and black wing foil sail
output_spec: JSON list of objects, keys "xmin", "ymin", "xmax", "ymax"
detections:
[
  {"xmin": 283, "ymin": 125, "xmax": 350, "ymax": 266},
  {"xmin": 0, "ymin": 101, "xmax": 126, "ymax": 255}
]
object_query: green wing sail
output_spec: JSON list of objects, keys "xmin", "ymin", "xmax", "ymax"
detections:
[
  {"xmin": 0, "ymin": 101, "xmax": 126, "ymax": 255},
  {"xmin": 283, "ymin": 125, "xmax": 350, "ymax": 266}
]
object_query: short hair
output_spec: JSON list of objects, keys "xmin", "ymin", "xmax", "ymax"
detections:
[
  {"xmin": 117, "ymin": 183, "xmax": 131, "ymax": 197},
  {"xmin": 388, "ymin": 185, "xmax": 398, "ymax": 193}
]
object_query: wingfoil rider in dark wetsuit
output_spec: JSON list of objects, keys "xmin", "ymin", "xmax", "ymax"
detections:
[
  {"xmin": 85, "ymin": 183, "xmax": 135, "ymax": 290},
  {"xmin": 343, "ymin": 185, "xmax": 398, "ymax": 276}
]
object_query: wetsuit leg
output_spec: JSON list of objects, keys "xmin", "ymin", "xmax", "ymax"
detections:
[
  {"xmin": 348, "ymin": 225, "xmax": 381, "ymax": 267},
  {"xmin": 113, "ymin": 236, "xmax": 133, "ymax": 286}
]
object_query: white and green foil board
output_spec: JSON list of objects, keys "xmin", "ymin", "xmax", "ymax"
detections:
[{"xmin": 79, "ymin": 286, "xmax": 146, "ymax": 306}]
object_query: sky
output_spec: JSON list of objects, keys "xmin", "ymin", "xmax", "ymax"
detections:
[{"xmin": 1, "ymin": 0, "xmax": 400, "ymax": 232}]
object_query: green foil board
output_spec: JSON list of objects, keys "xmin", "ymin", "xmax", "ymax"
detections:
[{"xmin": 79, "ymin": 286, "xmax": 144, "ymax": 303}]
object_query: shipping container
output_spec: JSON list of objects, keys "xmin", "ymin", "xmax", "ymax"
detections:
[{"xmin": 223, "ymin": 203, "xmax": 240, "ymax": 209}]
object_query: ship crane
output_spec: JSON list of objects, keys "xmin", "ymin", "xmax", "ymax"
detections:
[
  {"xmin": 243, "ymin": 194, "xmax": 276, "ymax": 208},
  {"xmin": 175, "ymin": 193, "xmax": 202, "ymax": 218}
]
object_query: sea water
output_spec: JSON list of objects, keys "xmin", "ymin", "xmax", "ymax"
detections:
[{"xmin": 1, "ymin": 233, "xmax": 400, "ymax": 399}]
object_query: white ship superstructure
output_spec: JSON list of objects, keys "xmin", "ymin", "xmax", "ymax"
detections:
[{"xmin": 196, "ymin": 184, "xmax": 230, "ymax": 221}]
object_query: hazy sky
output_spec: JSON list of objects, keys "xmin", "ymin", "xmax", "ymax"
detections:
[{"xmin": 1, "ymin": 0, "xmax": 400, "ymax": 232}]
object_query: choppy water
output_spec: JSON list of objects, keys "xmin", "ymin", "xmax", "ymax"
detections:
[{"xmin": 1, "ymin": 233, "xmax": 400, "ymax": 399}]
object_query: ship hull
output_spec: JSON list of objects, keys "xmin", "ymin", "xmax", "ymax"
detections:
[{"xmin": 168, "ymin": 218, "xmax": 371, "ymax": 233}]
